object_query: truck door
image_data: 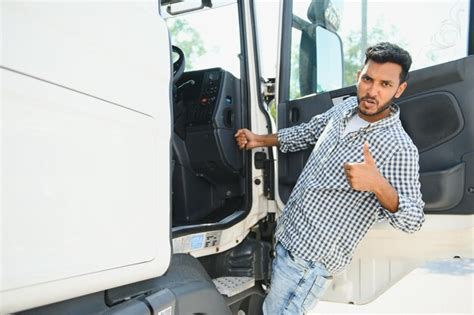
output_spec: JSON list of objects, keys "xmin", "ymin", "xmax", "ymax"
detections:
[
  {"xmin": 275, "ymin": 0, "xmax": 474, "ymax": 304},
  {"xmin": 1, "ymin": 2, "xmax": 172, "ymax": 313}
]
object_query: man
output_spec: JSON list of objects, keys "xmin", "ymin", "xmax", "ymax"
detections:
[{"xmin": 235, "ymin": 42, "xmax": 425, "ymax": 314}]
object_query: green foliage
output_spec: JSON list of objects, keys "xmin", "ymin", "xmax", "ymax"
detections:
[
  {"xmin": 167, "ymin": 18, "xmax": 206, "ymax": 69},
  {"xmin": 289, "ymin": 30, "xmax": 302, "ymax": 100},
  {"xmin": 269, "ymin": 99, "xmax": 277, "ymax": 120},
  {"xmin": 343, "ymin": 21, "xmax": 405, "ymax": 86}
]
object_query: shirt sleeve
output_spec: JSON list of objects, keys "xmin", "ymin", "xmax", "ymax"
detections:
[
  {"xmin": 277, "ymin": 106, "xmax": 336, "ymax": 153},
  {"xmin": 377, "ymin": 145, "xmax": 425, "ymax": 233}
]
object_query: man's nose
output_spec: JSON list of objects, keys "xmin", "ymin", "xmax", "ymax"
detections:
[{"xmin": 366, "ymin": 83, "xmax": 378, "ymax": 97}]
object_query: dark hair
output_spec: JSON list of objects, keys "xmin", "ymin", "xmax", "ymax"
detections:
[{"xmin": 364, "ymin": 42, "xmax": 412, "ymax": 83}]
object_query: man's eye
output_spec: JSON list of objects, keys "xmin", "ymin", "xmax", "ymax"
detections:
[{"xmin": 382, "ymin": 82, "xmax": 392, "ymax": 87}]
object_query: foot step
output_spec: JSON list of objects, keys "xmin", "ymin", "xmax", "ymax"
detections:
[{"xmin": 213, "ymin": 277, "xmax": 255, "ymax": 297}]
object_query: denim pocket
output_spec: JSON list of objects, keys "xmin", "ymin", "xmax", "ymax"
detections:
[
  {"xmin": 301, "ymin": 273, "xmax": 332, "ymax": 313},
  {"xmin": 287, "ymin": 249, "xmax": 311, "ymax": 270}
]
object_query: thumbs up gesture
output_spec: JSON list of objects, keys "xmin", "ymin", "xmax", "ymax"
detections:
[{"xmin": 344, "ymin": 141, "xmax": 381, "ymax": 192}]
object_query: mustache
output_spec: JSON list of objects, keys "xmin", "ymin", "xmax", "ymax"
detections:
[{"xmin": 359, "ymin": 96, "xmax": 378, "ymax": 105}]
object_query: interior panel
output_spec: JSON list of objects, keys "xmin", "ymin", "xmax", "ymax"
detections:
[
  {"xmin": 419, "ymin": 163, "xmax": 465, "ymax": 211},
  {"xmin": 172, "ymin": 68, "xmax": 244, "ymax": 225},
  {"xmin": 397, "ymin": 92, "xmax": 464, "ymax": 153}
]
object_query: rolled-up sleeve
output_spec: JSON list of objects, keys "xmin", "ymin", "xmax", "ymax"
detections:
[
  {"xmin": 277, "ymin": 109, "xmax": 333, "ymax": 153},
  {"xmin": 377, "ymin": 145, "xmax": 425, "ymax": 233}
]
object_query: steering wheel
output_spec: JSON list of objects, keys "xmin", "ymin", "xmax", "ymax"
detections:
[{"xmin": 172, "ymin": 45, "xmax": 185, "ymax": 84}]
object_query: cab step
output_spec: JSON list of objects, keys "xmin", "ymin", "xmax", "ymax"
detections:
[{"xmin": 213, "ymin": 277, "xmax": 255, "ymax": 297}]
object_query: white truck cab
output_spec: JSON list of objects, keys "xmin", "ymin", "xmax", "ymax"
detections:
[{"xmin": 2, "ymin": 0, "xmax": 473, "ymax": 314}]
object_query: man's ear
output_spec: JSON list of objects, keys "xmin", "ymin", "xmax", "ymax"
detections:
[{"xmin": 395, "ymin": 81, "xmax": 408, "ymax": 98}]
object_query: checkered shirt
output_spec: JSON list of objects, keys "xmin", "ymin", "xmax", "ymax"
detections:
[{"xmin": 276, "ymin": 96, "xmax": 425, "ymax": 274}]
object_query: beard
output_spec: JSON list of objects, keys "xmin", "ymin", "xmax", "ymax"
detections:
[{"xmin": 357, "ymin": 94, "xmax": 395, "ymax": 117}]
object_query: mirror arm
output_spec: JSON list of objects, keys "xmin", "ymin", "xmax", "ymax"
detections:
[
  {"xmin": 292, "ymin": 15, "xmax": 311, "ymax": 32},
  {"xmin": 293, "ymin": 15, "xmax": 319, "ymax": 41}
]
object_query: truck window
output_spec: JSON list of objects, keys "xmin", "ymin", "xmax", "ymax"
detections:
[
  {"xmin": 166, "ymin": 4, "xmax": 241, "ymax": 78},
  {"xmin": 288, "ymin": 0, "xmax": 470, "ymax": 100}
]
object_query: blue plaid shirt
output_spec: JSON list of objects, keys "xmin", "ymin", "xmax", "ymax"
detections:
[{"xmin": 276, "ymin": 97, "xmax": 425, "ymax": 274}]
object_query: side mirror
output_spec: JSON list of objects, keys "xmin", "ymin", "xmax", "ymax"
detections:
[
  {"xmin": 315, "ymin": 26, "xmax": 343, "ymax": 92},
  {"xmin": 297, "ymin": 24, "xmax": 344, "ymax": 97}
]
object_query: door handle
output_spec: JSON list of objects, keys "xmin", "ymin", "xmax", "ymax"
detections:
[{"xmin": 289, "ymin": 107, "xmax": 300, "ymax": 123}]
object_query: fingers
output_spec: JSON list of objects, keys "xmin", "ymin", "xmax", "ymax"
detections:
[
  {"xmin": 236, "ymin": 136, "xmax": 247, "ymax": 149},
  {"xmin": 363, "ymin": 141, "xmax": 369, "ymax": 158},
  {"xmin": 234, "ymin": 128, "xmax": 248, "ymax": 150},
  {"xmin": 234, "ymin": 129, "xmax": 244, "ymax": 137},
  {"xmin": 363, "ymin": 141, "xmax": 375, "ymax": 164},
  {"xmin": 343, "ymin": 162, "xmax": 352, "ymax": 177},
  {"xmin": 343, "ymin": 163, "xmax": 354, "ymax": 188}
]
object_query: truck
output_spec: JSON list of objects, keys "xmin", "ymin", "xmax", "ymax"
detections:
[{"xmin": 2, "ymin": 0, "xmax": 473, "ymax": 314}]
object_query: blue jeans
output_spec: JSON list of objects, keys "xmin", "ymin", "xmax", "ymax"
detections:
[{"xmin": 262, "ymin": 243, "xmax": 332, "ymax": 314}]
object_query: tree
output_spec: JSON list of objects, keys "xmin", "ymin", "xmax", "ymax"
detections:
[
  {"xmin": 343, "ymin": 21, "xmax": 405, "ymax": 85},
  {"xmin": 167, "ymin": 19, "xmax": 206, "ymax": 69},
  {"xmin": 289, "ymin": 31, "xmax": 302, "ymax": 100}
]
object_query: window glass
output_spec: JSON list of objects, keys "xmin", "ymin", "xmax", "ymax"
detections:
[
  {"xmin": 290, "ymin": 27, "xmax": 303, "ymax": 100},
  {"xmin": 255, "ymin": 1, "xmax": 280, "ymax": 80},
  {"xmin": 288, "ymin": 0, "xmax": 470, "ymax": 100},
  {"xmin": 166, "ymin": 4, "xmax": 241, "ymax": 78}
]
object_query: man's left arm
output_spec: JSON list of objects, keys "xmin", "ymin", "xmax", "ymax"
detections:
[
  {"xmin": 344, "ymin": 142, "xmax": 425, "ymax": 233},
  {"xmin": 378, "ymin": 144, "xmax": 426, "ymax": 232}
]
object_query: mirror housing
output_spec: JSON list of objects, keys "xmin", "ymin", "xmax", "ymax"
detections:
[
  {"xmin": 298, "ymin": 24, "xmax": 343, "ymax": 96},
  {"xmin": 315, "ymin": 25, "xmax": 343, "ymax": 92}
]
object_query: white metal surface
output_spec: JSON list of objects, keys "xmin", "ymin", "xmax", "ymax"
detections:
[
  {"xmin": 1, "ymin": 1, "xmax": 168, "ymax": 118},
  {"xmin": 1, "ymin": 1, "xmax": 172, "ymax": 313},
  {"xmin": 321, "ymin": 211, "xmax": 474, "ymax": 304},
  {"xmin": 213, "ymin": 277, "xmax": 255, "ymax": 297}
]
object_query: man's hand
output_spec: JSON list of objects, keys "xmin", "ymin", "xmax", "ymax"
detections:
[
  {"xmin": 234, "ymin": 129, "xmax": 278, "ymax": 150},
  {"xmin": 344, "ymin": 142, "xmax": 400, "ymax": 212},
  {"xmin": 235, "ymin": 128, "xmax": 257, "ymax": 150},
  {"xmin": 343, "ymin": 142, "xmax": 382, "ymax": 192}
]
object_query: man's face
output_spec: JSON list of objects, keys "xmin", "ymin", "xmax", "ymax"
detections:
[{"xmin": 356, "ymin": 60, "xmax": 407, "ymax": 122}]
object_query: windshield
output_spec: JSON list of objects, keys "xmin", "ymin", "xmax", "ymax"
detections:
[{"xmin": 166, "ymin": 3, "xmax": 241, "ymax": 78}]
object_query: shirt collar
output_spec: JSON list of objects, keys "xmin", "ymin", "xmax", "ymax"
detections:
[{"xmin": 343, "ymin": 96, "xmax": 400, "ymax": 132}]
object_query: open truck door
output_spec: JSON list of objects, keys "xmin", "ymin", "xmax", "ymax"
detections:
[
  {"xmin": 274, "ymin": 0, "xmax": 474, "ymax": 304},
  {"xmin": 2, "ymin": 1, "xmax": 274, "ymax": 314},
  {"xmin": 1, "ymin": 2, "xmax": 173, "ymax": 313}
]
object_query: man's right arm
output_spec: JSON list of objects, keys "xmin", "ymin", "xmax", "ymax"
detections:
[
  {"xmin": 235, "ymin": 101, "xmax": 340, "ymax": 152},
  {"xmin": 234, "ymin": 129, "xmax": 278, "ymax": 150},
  {"xmin": 235, "ymin": 112, "xmax": 331, "ymax": 152}
]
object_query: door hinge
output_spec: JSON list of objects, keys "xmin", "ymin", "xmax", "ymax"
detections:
[
  {"xmin": 254, "ymin": 152, "xmax": 275, "ymax": 200},
  {"xmin": 263, "ymin": 78, "xmax": 275, "ymax": 104}
]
